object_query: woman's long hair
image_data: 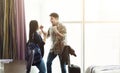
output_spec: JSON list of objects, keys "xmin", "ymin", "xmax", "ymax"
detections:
[{"xmin": 29, "ymin": 20, "xmax": 38, "ymax": 41}]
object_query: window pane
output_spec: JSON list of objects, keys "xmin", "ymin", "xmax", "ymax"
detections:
[
  {"xmin": 64, "ymin": 23, "xmax": 82, "ymax": 72},
  {"xmin": 85, "ymin": 0, "xmax": 120, "ymax": 21},
  {"xmin": 85, "ymin": 23, "xmax": 120, "ymax": 69},
  {"xmin": 24, "ymin": 0, "xmax": 42, "ymax": 41},
  {"xmin": 42, "ymin": 0, "xmax": 82, "ymax": 21},
  {"xmin": 44, "ymin": 23, "xmax": 82, "ymax": 73}
]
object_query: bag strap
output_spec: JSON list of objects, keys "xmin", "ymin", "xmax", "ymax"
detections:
[
  {"xmin": 67, "ymin": 47, "xmax": 70, "ymax": 66},
  {"xmin": 32, "ymin": 33, "xmax": 34, "ymax": 40},
  {"xmin": 30, "ymin": 33, "xmax": 35, "ymax": 43}
]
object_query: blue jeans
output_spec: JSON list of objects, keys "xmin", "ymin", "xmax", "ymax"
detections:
[
  {"xmin": 26, "ymin": 59, "xmax": 46, "ymax": 73},
  {"xmin": 36, "ymin": 59, "xmax": 46, "ymax": 73},
  {"xmin": 47, "ymin": 52, "xmax": 66, "ymax": 73}
]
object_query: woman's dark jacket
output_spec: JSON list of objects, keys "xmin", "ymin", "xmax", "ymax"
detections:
[{"xmin": 32, "ymin": 32, "xmax": 45, "ymax": 57}]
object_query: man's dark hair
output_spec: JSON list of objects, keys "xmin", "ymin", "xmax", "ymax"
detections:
[{"xmin": 50, "ymin": 12, "xmax": 59, "ymax": 19}]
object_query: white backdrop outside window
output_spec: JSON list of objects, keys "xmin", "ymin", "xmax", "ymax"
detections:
[
  {"xmin": 24, "ymin": 0, "xmax": 120, "ymax": 73},
  {"xmin": 85, "ymin": 23, "xmax": 120, "ymax": 69},
  {"xmin": 85, "ymin": 0, "xmax": 120, "ymax": 21},
  {"xmin": 84, "ymin": 0, "xmax": 120, "ymax": 70},
  {"xmin": 43, "ymin": 23, "xmax": 82, "ymax": 73},
  {"xmin": 24, "ymin": 0, "xmax": 82, "ymax": 73}
]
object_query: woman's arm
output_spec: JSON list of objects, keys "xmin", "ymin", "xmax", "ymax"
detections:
[{"xmin": 40, "ymin": 25, "xmax": 47, "ymax": 42}]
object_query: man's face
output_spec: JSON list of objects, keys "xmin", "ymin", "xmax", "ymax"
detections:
[{"xmin": 50, "ymin": 16, "xmax": 58, "ymax": 26}]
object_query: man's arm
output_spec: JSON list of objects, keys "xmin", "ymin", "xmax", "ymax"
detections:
[
  {"xmin": 53, "ymin": 25, "xmax": 66, "ymax": 38},
  {"xmin": 47, "ymin": 28, "xmax": 50, "ymax": 38}
]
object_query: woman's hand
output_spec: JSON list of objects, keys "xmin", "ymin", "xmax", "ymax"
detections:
[
  {"xmin": 40, "ymin": 25, "xmax": 43, "ymax": 30},
  {"xmin": 40, "ymin": 25, "xmax": 46, "ymax": 35},
  {"xmin": 40, "ymin": 25, "xmax": 47, "ymax": 42}
]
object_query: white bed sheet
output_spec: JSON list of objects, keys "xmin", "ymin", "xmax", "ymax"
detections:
[{"xmin": 86, "ymin": 65, "xmax": 120, "ymax": 73}]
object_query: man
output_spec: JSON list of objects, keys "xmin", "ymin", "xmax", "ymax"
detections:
[{"xmin": 46, "ymin": 12, "xmax": 67, "ymax": 73}]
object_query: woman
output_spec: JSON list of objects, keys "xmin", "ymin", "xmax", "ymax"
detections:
[{"xmin": 26, "ymin": 20, "xmax": 46, "ymax": 73}]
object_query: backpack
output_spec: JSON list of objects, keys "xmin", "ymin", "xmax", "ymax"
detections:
[{"xmin": 25, "ymin": 42, "xmax": 42, "ymax": 65}]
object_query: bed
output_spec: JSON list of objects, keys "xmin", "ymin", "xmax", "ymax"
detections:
[{"xmin": 86, "ymin": 65, "xmax": 120, "ymax": 73}]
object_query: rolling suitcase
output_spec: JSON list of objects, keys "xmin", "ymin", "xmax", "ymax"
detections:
[
  {"xmin": 68, "ymin": 64, "xmax": 81, "ymax": 73},
  {"xmin": 68, "ymin": 54, "xmax": 81, "ymax": 73}
]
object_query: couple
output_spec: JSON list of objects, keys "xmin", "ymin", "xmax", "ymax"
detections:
[{"xmin": 26, "ymin": 12, "xmax": 67, "ymax": 73}]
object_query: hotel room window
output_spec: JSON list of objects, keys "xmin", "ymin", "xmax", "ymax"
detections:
[
  {"xmin": 24, "ymin": 0, "xmax": 82, "ymax": 73},
  {"xmin": 41, "ymin": 0, "xmax": 82, "ymax": 73},
  {"xmin": 24, "ymin": 0, "xmax": 120, "ymax": 73},
  {"xmin": 85, "ymin": 0, "xmax": 120, "ymax": 71}
]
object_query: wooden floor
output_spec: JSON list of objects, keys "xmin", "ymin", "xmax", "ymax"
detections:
[
  {"xmin": 2, "ymin": 60, "xmax": 39, "ymax": 73},
  {"xmin": 4, "ymin": 60, "xmax": 26, "ymax": 73},
  {"xmin": 1, "ymin": 59, "xmax": 62, "ymax": 73}
]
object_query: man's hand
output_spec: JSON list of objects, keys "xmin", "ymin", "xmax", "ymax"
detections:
[
  {"xmin": 53, "ymin": 26, "xmax": 64, "ymax": 37},
  {"xmin": 53, "ymin": 26, "xmax": 59, "ymax": 34}
]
